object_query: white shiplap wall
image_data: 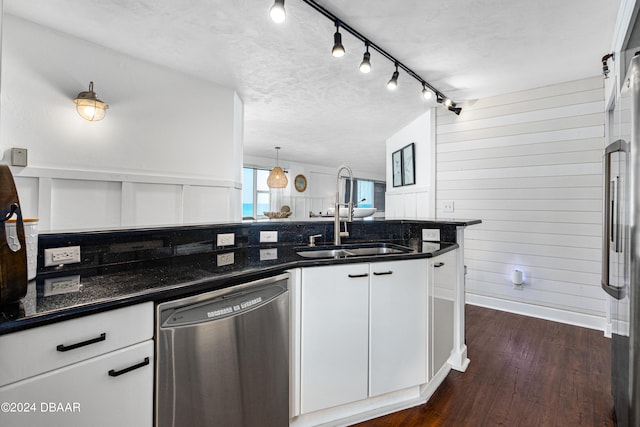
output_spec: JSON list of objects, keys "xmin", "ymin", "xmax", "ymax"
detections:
[{"xmin": 436, "ymin": 77, "xmax": 606, "ymax": 330}]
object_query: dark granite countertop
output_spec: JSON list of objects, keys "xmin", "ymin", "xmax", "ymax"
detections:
[{"xmin": 0, "ymin": 239, "xmax": 458, "ymax": 335}]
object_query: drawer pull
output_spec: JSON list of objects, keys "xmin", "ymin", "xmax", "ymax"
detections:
[
  {"xmin": 108, "ymin": 357, "xmax": 150, "ymax": 377},
  {"xmin": 56, "ymin": 332, "xmax": 106, "ymax": 352},
  {"xmin": 434, "ymin": 262, "xmax": 445, "ymax": 268},
  {"xmin": 348, "ymin": 273, "xmax": 369, "ymax": 278},
  {"xmin": 373, "ymin": 271, "xmax": 393, "ymax": 276}
]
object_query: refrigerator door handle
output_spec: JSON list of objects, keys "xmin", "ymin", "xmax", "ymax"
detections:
[{"xmin": 602, "ymin": 139, "xmax": 628, "ymax": 300}]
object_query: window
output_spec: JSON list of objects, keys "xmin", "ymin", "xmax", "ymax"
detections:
[
  {"xmin": 346, "ymin": 178, "xmax": 385, "ymax": 212},
  {"xmin": 242, "ymin": 167, "xmax": 271, "ymax": 219}
]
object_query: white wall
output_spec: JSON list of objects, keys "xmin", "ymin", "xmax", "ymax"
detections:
[
  {"xmin": 385, "ymin": 110, "xmax": 436, "ymax": 219},
  {"xmin": 2, "ymin": 15, "xmax": 242, "ymax": 230},
  {"xmin": 435, "ymin": 76, "xmax": 606, "ymax": 330},
  {"xmin": 244, "ymin": 154, "xmax": 384, "ymax": 220}
]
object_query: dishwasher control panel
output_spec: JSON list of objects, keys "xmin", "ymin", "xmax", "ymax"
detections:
[{"xmin": 160, "ymin": 283, "xmax": 287, "ymax": 327}]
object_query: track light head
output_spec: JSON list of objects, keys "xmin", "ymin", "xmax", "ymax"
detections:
[
  {"xmin": 448, "ymin": 106, "xmax": 462, "ymax": 115},
  {"xmin": 332, "ymin": 22, "xmax": 345, "ymax": 57},
  {"xmin": 421, "ymin": 84, "xmax": 433, "ymax": 100},
  {"xmin": 387, "ymin": 71, "xmax": 399, "ymax": 90},
  {"xmin": 269, "ymin": 0, "xmax": 286, "ymax": 23},
  {"xmin": 387, "ymin": 63, "xmax": 399, "ymax": 90},
  {"xmin": 443, "ymin": 97, "xmax": 453, "ymax": 108},
  {"xmin": 360, "ymin": 52, "xmax": 371, "ymax": 73}
]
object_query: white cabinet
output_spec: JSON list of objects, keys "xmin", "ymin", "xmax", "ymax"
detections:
[
  {"xmin": 429, "ymin": 250, "xmax": 457, "ymax": 378},
  {"xmin": 369, "ymin": 259, "xmax": 427, "ymax": 396},
  {"xmin": 300, "ymin": 263, "xmax": 370, "ymax": 414},
  {"xmin": 299, "ymin": 259, "xmax": 428, "ymax": 413},
  {"xmin": 0, "ymin": 302, "xmax": 154, "ymax": 427}
]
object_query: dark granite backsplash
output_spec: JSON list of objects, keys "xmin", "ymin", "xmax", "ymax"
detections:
[{"xmin": 36, "ymin": 219, "xmax": 470, "ymax": 279}]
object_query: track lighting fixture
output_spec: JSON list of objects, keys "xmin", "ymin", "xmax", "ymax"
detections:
[
  {"xmin": 359, "ymin": 42, "xmax": 371, "ymax": 73},
  {"xmin": 270, "ymin": 0, "xmax": 462, "ymax": 115},
  {"xmin": 421, "ymin": 84, "xmax": 433, "ymax": 100},
  {"xmin": 387, "ymin": 63, "xmax": 399, "ymax": 90},
  {"xmin": 332, "ymin": 22, "xmax": 345, "ymax": 57},
  {"xmin": 270, "ymin": 0, "xmax": 286, "ymax": 23}
]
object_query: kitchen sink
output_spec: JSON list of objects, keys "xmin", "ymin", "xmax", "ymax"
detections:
[{"xmin": 296, "ymin": 243, "xmax": 414, "ymax": 259}]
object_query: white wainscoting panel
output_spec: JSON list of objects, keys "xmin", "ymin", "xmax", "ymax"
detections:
[
  {"xmin": 436, "ymin": 76, "xmax": 607, "ymax": 329},
  {"xmin": 51, "ymin": 179, "xmax": 122, "ymax": 231}
]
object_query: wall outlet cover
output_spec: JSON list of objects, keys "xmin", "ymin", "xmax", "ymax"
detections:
[
  {"xmin": 442, "ymin": 200, "xmax": 454, "ymax": 213},
  {"xmin": 260, "ymin": 231, "xmax": 278, "ymax": 243},
  {"xmin": 216, "ymin": 233, "xmax": 235, "ymax": 247},
  {"xmin": 217, "ymin": 252, "xmax": 235, "ymax": 267},
  {"xmin": 422, "ymin": 228, "xmax": 441, "ymax": 241},
  {"xmin": 44, "ymin": 246, "xmax": 81, "ymax": 267}
]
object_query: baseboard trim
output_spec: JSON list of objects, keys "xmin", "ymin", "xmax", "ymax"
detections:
[{"xmin": 466, "ymin": 294, "xmax": 607, "ymax": 332}]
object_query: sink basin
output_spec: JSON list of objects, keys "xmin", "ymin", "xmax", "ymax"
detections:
[
  {"xmin": 326, "ymin": 207, "xmax": 377, "ymax": 218},
  {"xmin": 296, "ymin": 243, "xmax": 414, "ymax": 259}
]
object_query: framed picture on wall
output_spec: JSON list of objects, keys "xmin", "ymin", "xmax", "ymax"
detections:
[
  {"xmin": 392, "ymin": 149, "xmax": 403, "ymax": 187},
  {"xmin": 402, "ymin": 143, "xmax": 415, "ymax": 186}
]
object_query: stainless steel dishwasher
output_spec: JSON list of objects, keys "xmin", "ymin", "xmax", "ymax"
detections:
[{"xmin": 156, "ymin": 273, "xmax": 289, "ymax": 427}]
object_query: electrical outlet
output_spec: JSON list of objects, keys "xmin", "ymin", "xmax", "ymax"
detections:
[
  {"xmin": 44, "ymin": 246, "xmax": 81, "ymax": 267},
  {"xmin": 216, "ymin": 233, "xmax": 235, "ymax": 247},
  {"xmin": 43, "ymin": 275, "xmax": 81, "ymax": 296},
  {"xmin": 442, "ymin": 200, "xmax": 455, "ymax": 213},
  {"xmin": 260, "ymin": 231, "xmax": 278, "ymax": 243},
  {"xmin": 217, "ymin": 252, "xmax": 235, "ymax": 267},
  {"xmin": 260, "ymin": 248, "xmax": 278, "ymax": 261},
  {"xmin": 422, "ymin": 228, "xmax": 441, "ymax": 241}
]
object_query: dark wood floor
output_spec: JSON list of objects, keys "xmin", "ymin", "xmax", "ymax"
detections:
[{"xmin": 352, "ymin": 304, "xmax": 614, "ymax": 427}]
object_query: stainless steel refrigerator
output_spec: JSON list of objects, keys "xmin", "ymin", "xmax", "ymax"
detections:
[{"xmin": 603, "ymin": 52, "xmax": 640, "ymax": 427}]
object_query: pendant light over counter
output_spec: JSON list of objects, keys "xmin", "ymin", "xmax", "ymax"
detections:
[
  {"xmin": 268, "ymin": 0, "xmax": 462, "ymax": 115},
  {"xmin": 267, "ymin": 147, "xmax": 288, "ymax": 188}
]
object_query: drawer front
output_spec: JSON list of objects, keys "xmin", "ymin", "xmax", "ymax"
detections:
[
  {"xmin": 0, "ymin": 340, "xmax": 153, "ymax": 427},
  {"xmin": 0, "ymin": 302, "xmax": 153, "ymax": 387}
]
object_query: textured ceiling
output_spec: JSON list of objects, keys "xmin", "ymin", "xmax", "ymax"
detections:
[{"xmin": 4, "ymin": 0, "xmax": 621, "ymax": 175}]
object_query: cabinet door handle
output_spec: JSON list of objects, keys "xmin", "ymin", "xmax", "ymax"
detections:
[
  {"xmin": 434, "ymin": 262, "xmax": 445, "ymax": 268},
  {"xmin": 348, "ymin": 273, "xmax": 369, "ymax": 278},
  {"xmin": 373, "ymin": 271, "xmax": 393, "ymax": 276},
  {"xmin": 108, "ymin": 357, "xmax": 150, "ymax": 377},
  {"xmin": 56, "ymin": 332, "xmax": 106, "ymax": 352}
]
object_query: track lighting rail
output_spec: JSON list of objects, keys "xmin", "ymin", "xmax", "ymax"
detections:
[{"xmin": 297, "ymin": 0, "xmax": 461, "ymax": 115}]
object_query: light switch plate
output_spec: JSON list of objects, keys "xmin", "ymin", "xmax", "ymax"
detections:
[
  {"xmin": 422, "ymin": 228, "xmax": 440, "ymax": 241},
  {"xmin": 11, "ymin": 148, "xmax": 27, "ymax": 167},
  {"xmin": 260, "ymin": 231, "xmax": 278, "ymax": 243},
  {"xmin": 216, "ymin": 233, "xmax": 235, "ymax": 247}
]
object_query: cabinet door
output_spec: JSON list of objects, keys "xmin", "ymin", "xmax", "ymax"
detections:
[
  {"xmin": 300, "ymin": 264, "xmax": 369, "ymax": 414},
  {"xmin": 369, "ymin": 259, "xmax": 428, "ymax": 396},
  {"xmin": 0, "ymin": 340, "xmax": 153, "ymax": 427},
  {"xmin": 430, "ymin": 251, "xmax": 457, "ymax": 378}
]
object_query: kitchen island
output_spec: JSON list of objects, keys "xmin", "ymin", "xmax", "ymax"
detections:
[{"xmin": 0, "ymin": 218, "xmax": 479, "ymax": 426}]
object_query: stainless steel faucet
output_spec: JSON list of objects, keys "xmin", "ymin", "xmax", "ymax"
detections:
[{"xmin": 334, "ymin": 165, "xmax": 354, "ymax": 245}]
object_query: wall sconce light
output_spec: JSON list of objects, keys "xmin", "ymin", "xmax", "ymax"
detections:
[
  {"xmin": 73, "ymin": 81, "xmax": 109, "ymax": 121},
  {"xmin": 267, "ymin": 146, "xmax": 288, "ymax": 188}
]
